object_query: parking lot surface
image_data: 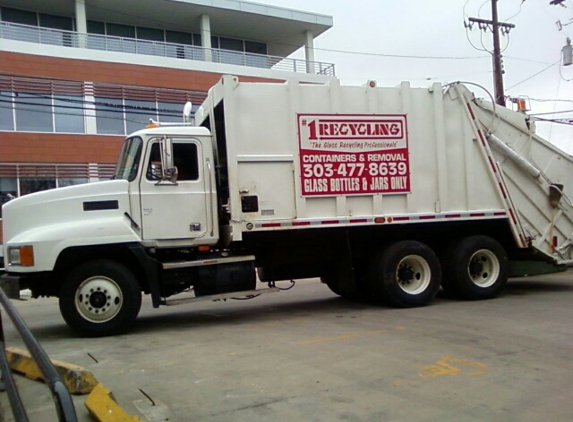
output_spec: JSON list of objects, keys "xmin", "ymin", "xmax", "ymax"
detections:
[{"xmin": 1, "ymin": 272, "xmax": 572, "ymax": 421}]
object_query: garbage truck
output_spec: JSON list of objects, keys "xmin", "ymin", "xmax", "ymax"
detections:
[{"xmin": 2, "ymin": 76, "xmax": 572, "ymax": 336}]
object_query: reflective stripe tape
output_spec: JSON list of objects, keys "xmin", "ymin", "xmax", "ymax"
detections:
[{"xmin": 253, "ymin": 210, "xmax": 507, "ymax": 229}]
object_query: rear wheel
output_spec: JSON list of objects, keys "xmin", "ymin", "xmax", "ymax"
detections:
[
  {"xmin": 442, "ymin": 235, "xmax": 508, "ymax": 300},
  {"xmin": 368, "ymin": 241, "xmax": 441, "ymax": 307},
  {"xmin": 59, "ymin": 260, "xmax": 142, "ymax": 336}
]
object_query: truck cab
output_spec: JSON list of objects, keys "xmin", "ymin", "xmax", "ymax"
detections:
[
  {"xmin": 116, "ymin": 126, "xmax": 218, "ymax": 248},
  {"xmin": 0, "ymin": 124, "xmax": 252, "ymax": 337}
]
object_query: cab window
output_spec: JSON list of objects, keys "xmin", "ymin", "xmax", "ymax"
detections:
[{"xmin": 146, "ymin": 142, "xmax": 199, "ymax": 181}]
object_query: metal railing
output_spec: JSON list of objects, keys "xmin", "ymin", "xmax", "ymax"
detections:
[
  {"xmin": 0, "ymin": 286, "xmax": 78, "ymax": 421},
  {"xmin": 0, "ymin": 21, "xmax": 336, "ymax": 76}
]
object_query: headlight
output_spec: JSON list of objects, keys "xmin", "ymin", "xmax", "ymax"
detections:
[{"xmin": 8, "ymin": 246, "xmax": 34, "ymax": 267}]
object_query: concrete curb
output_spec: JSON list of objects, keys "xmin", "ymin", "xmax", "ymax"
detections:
[
  {"xmin": 6, "ymin": 346, "xmax": 98, "ymax": 394},
  {"xmin": 85, "ymin": 383, "xmax": 143, "ymax": 422}
]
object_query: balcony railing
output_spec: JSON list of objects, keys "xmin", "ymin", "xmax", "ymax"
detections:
[{"xmin": 0, "ymin": 21, "xmax": 335, "ymax": 77}]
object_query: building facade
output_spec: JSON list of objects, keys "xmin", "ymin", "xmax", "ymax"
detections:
[{"xmin": 0, "ymin": 0, "xmax": 334, "ymax": 241}]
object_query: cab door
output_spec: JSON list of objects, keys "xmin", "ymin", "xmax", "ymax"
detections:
[{"xmin": 139, "ymin": 137, "xmax": 211, "ymax": 242}]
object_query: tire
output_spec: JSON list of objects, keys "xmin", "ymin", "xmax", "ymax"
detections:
[
  {"xmin": 442, "ymin": 235, "xmax": 508, "ymax": 300},
  {"xmin": 59, "ymin": 260, "xmax": 142, "ymax": 337},
  {"xmin": 368, "ymin": 241, "xmax": 441, "ymax": 307}
]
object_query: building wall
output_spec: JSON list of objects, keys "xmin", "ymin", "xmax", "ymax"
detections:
[
  {"xmin": 1, "ymin": 133, "xmax": 121, "ymax": 163},
  {"xmin": 0, "ymin": 51, "xmax": 276, "ymax": 92}
]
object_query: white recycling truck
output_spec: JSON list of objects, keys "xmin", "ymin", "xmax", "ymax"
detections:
[{"xmin": 2, "ymin": 75, "xmax": 573, "ymax": 336}]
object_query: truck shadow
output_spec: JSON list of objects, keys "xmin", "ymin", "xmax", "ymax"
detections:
[
  {"xmin": 132, "ymin": 278, "xmax": 573, "ymax": 335},
  {"xmin": 503, "ymin": 279, "xmax": 573, "ymax": 295},
  {"xmin": 131, "ymin": 294, "xmax": 373, "ymax": 335},
  {"xmin": 19, "ymin": 277, "xmax": 573, "ymax": 340}
]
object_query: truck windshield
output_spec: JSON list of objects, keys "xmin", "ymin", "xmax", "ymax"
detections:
[{"xmin": 114, "ymin": 137, "xmax": 143, "ymax": 181}]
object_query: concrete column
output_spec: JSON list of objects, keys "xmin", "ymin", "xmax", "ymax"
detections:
[
  {"xmin": 200, "ymin": 14, "xmax": 212, "ymax": 62},
  {"xmin": 304, "ymin": 30, "xmax": 315, "ymax": 74},
  {"xmin": 75, "ymin": 0, "xmax": 87, "ymax": 48}
]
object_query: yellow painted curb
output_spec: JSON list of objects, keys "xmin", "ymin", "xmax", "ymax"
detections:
[
  {"xmin": 85, "ymin": 383, "xmax": 143, "ymax": 422},
  {"xmin": 5, "ymin": 346, "xmax": 98, "ymax": 394}
]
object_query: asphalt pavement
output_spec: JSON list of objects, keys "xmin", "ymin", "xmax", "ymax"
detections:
[{"xmin": 1, "ymin": 272, "xmax": 572, "ymax": 421}]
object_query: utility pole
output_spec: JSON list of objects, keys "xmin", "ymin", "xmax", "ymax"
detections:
[{"xmin": 467, "ymin": 0, "xmax": 515, "ymax": 107}]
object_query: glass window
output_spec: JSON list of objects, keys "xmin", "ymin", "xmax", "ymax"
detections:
[
  {"xmin": 166, "ymin": 31, "xmax": 192, "ymax": 59},
  {"xmin": 15, "ymin": 92, "xmax": 53, "ymax": 132},
  {"xmin": 210, "ymin": 36, "xmax": 219, "ymax": 49},
  {"xmin": 39, "ymin": 13, "xmax": 73, "ymax": 30},
  {"xmin": 220, "ymin": 37, "xmax": 243, "ymax": 52},
  {"xmin": 106, "ymin": 23, "xmax": 136, "ymax": 53},
  {"xmin": 174, "ymin": 143, "xmax": 199, "ymax": 181},
  {"xmin": 58, "ymin": 178, "xmax": 88, "ymax": 188},
  {"xmin": 245, "ymin": 41, "xmax": 267, "ymax": 55},
  {"xmin": 0, "ymin": 91, "xmax": 14, "ymax": 130},
  {"xmin": 245, "ymin": 42, "xmax": 268, "ymax": 68},
  {"xmin": 20, "ymin": 178, "xmax": 56, "ymax": 196},
  {"xmin": 1, "ymin": 7, "xmax": 37, "ymax": 25},
  {"xmin": 146, "ymin": 142, "xmax": 162, "ymax": 181},
  {"xmin": 137, "ymin": 27, "xmax": 164, "ymax": 41},
  {"xmin": 146, "ymin": 142, "xmax": 199, "ymax": 182},
  {"xmin": 0, "ymin": 178, "xmax": 17, "ymax": 219},
  {"xmin": 54, "ymin": 95, "xmax": 85, "ymax": 133},
  {"xmin": 193, "ymin": 34, "xmax": 202, "ymax": 46},
  {"xmin": 95, "ymin": 97, "xmax": 124, "ymax": 135},
  {"xmin": 136, "ymin": 27, "xmax": 165, "ymax": 56},
  {"xmin": 125, "ymin": 99, "xmax": 157, "ymax": 134},
  {"xmin": 106, "ymin": 23, "xmax": 135, "ymax": 38},
  {"xmin": 86, "ymin": 20, "xmax": 105, "ymax": 50},
  {"xmin": 166, "ymin": 31, "xmax": 192, "ymax": 45},
  {"xmin": 219, "ymin": 37, "xmax": 245, "ymax": 65},
  {"xmin": 157, "ymin": 101, "xmax": 183, "ymax": 123},
  {"xmin": 87, "ymin": 20, "xmax": 105, "ymax": 34},
  {"xmin": 38, "ymin": 13, "xmax": 74, "ymax": 46},
  {"xmin": 115, "ymin": 137, "xmax": 143, "ymax": 181}
]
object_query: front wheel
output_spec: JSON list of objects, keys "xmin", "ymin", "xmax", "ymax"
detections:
[
  {"xmin": 442, "ymin": 235, "xmax": 508, "ymax": 300},
  {"xmin": 59, "ymin": 260, "xmax": 142, "ymax": 337},
  {"xmin": 368, "ymin": 241, "xmax": 441, "ymax": 307}
]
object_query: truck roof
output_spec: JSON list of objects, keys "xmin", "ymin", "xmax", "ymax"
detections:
[{"xmin": 129, "ymin": 125, "xmax": 211, "ymax": 138}]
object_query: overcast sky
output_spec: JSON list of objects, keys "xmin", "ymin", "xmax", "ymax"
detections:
[{"xmin": 260, "ymin": 0, "xmax": 573, "ymax": 153}]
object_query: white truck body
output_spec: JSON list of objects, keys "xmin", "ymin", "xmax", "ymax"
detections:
[
  {"xmin": 2, "ymin": 76, "xmax": 572, "ymax": 336},
  {"xmin": 193, "ymin": 76, "xmax": 573, "ymax": 263}
]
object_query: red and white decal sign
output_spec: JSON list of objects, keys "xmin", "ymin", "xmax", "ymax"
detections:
[{"xmin": 298, "ymin": 114, "xmax": 410, "ymax": 196}]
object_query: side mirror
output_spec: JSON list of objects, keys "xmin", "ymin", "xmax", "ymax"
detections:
[{"xmin": 160, "ymin": 136, "xmax": 177, "ymax": 183}]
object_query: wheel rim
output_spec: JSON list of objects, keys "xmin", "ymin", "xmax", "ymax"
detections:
[
  {"xmin": 468, "ymin": 249, "xmax": 500, "ymax": 288},
  {"xmin": 75, "ymin": 276, "xmax": 123, "ymax": 323},
  {"xmin": 396, "ymin": 255, "xmax": 432, "ymax": 295}
]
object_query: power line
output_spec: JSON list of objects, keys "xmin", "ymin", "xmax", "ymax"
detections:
[
  {"xmin": 535, "ymin": 116, "xmax": 573, "ymax": 125},
  {"xmin": 0, "ymin": 93, "xmax": 184, "ymax": 117},
  {"xmin": 309, "ymin": 47, "xmax": 488, "ymax": 60},
  {"xmin": 529, "ymin": 97, "xmax": 573, "ymax": 103},
  {"xmin": 530, "ymin": 109, "xmax": 573, "ymax": 115},
  {"xmin": 505, "ymin": 60, "xmax": 561, "ymax": 90}
]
